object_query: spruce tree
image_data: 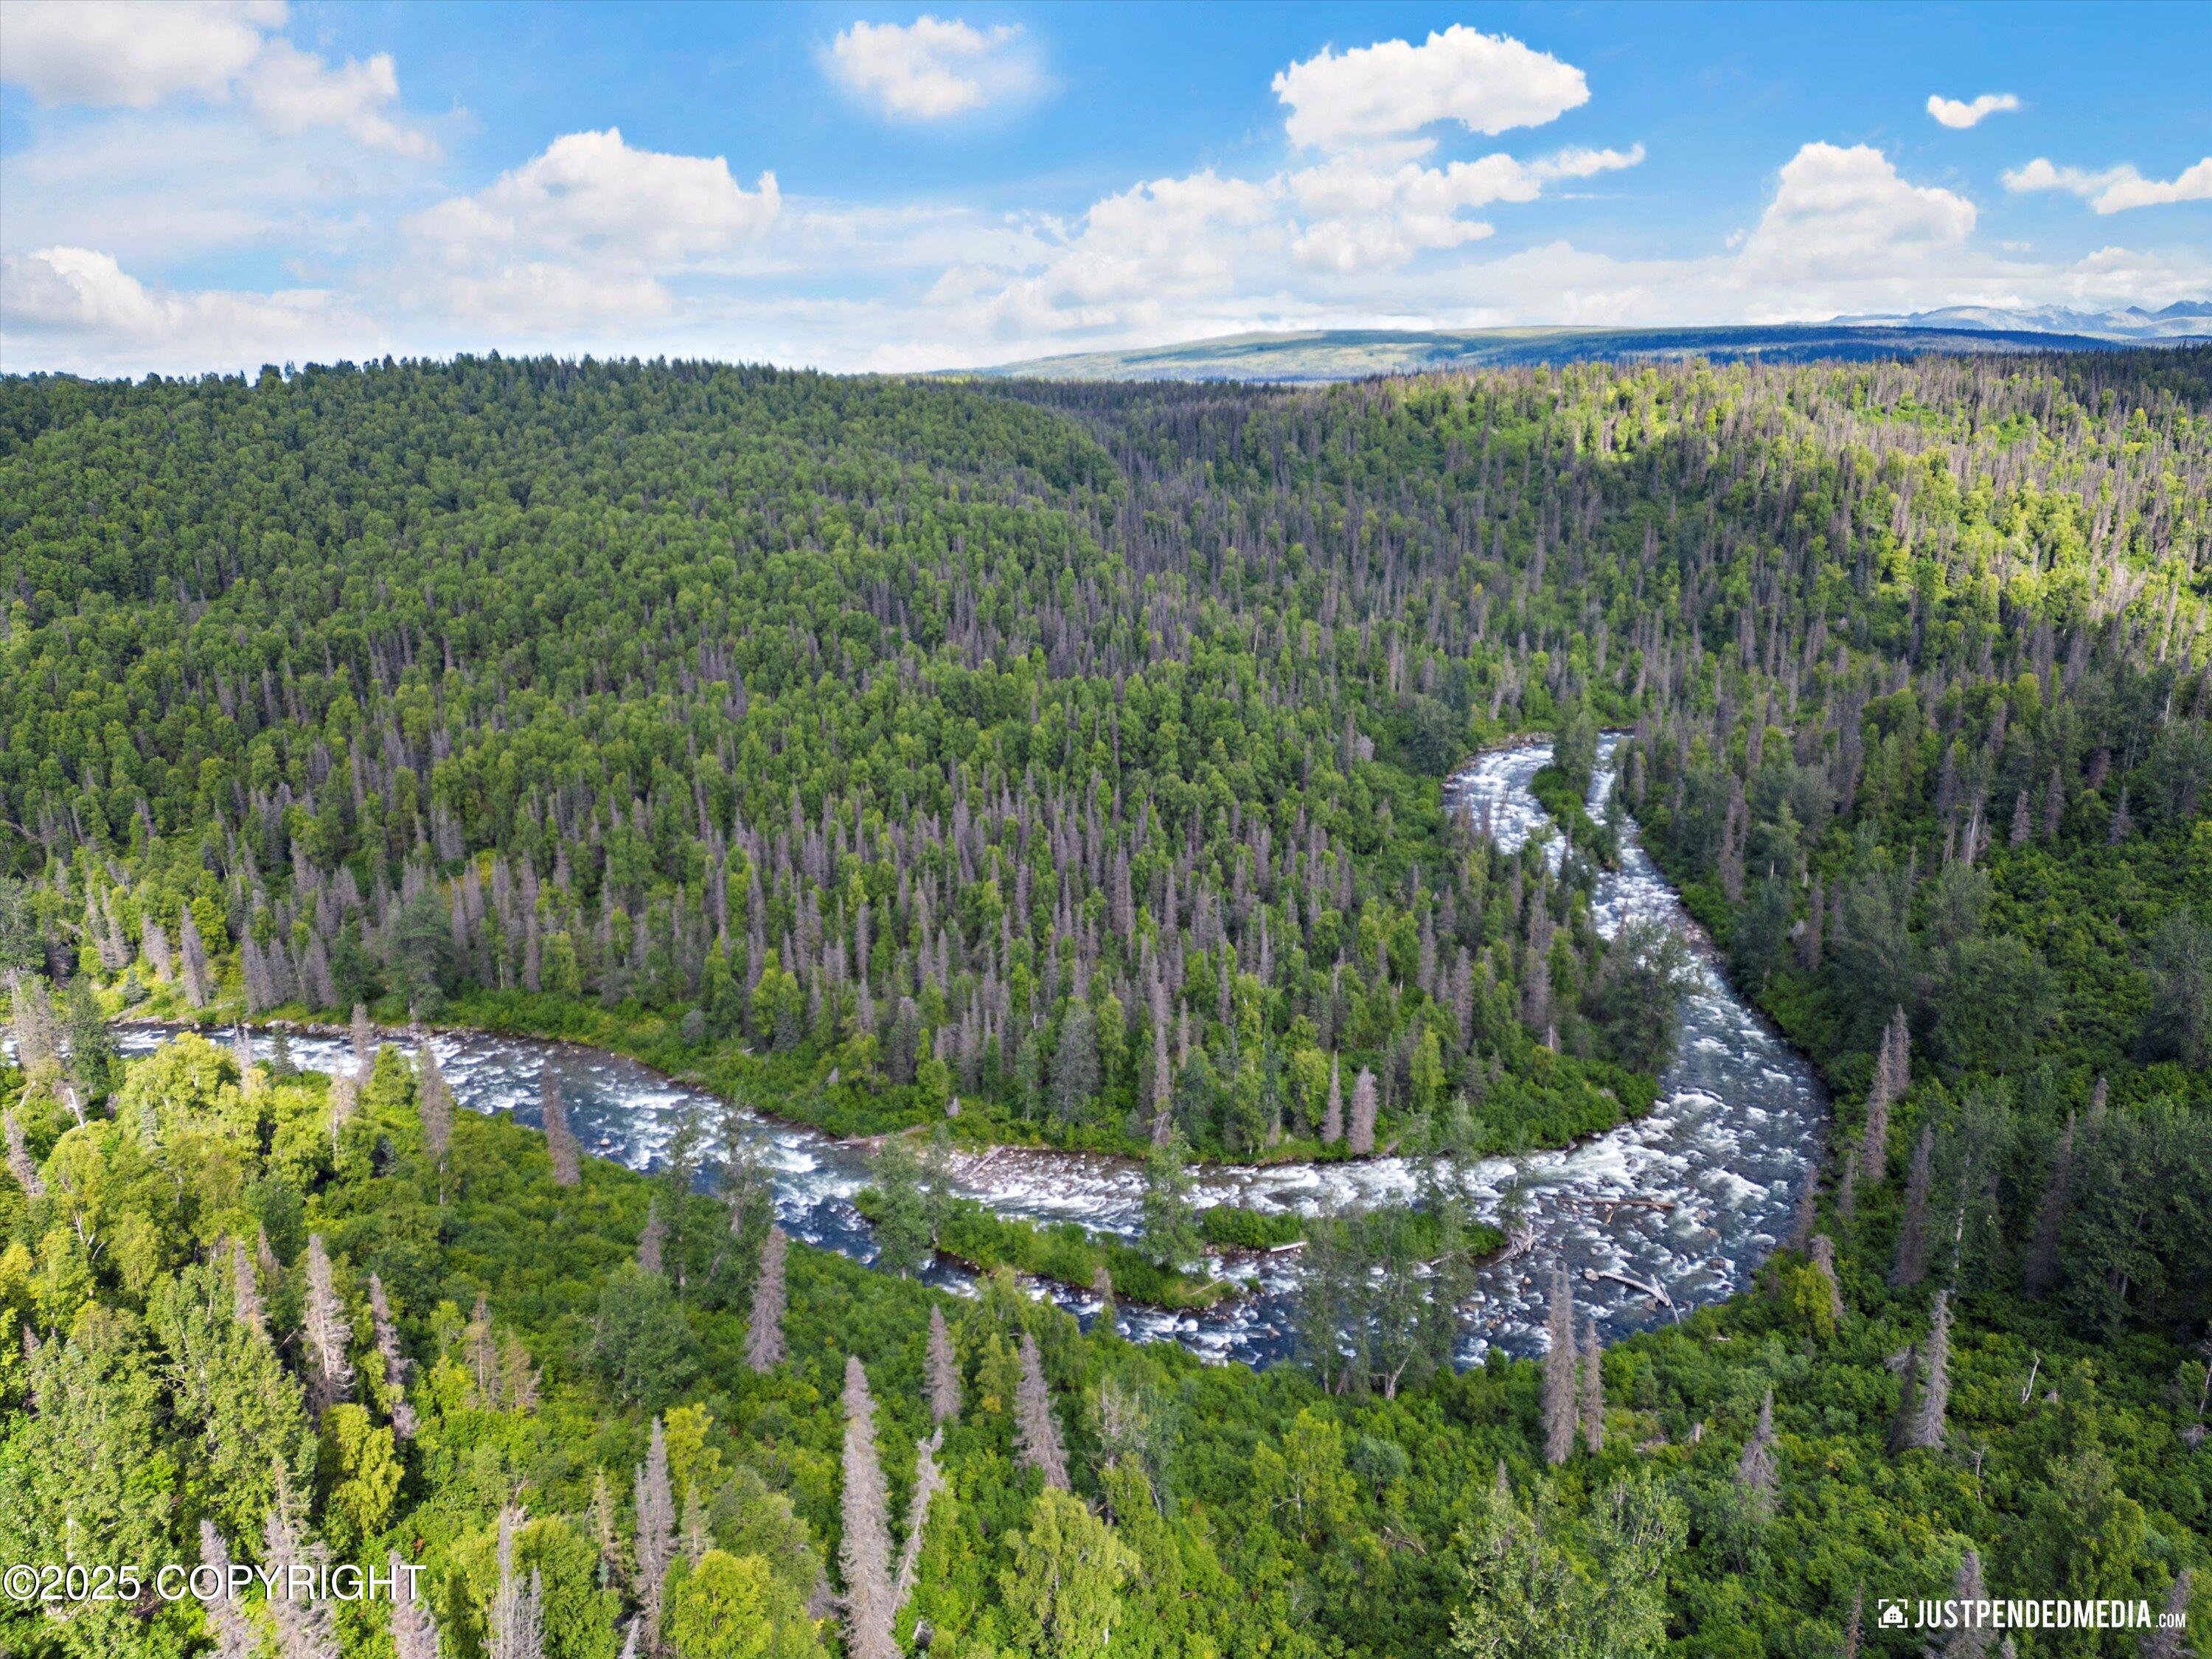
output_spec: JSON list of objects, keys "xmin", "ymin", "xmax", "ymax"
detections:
[
  {"xmin": 746, "ymin": 1225, "xmax": 787, "ymax": 1373},
  {"xmin": 1140, "ymin": 1135, "xmax": 1200, "ymax": 1275},
  {"xmin": 488, "ymin": 1504, "xmax": 547, "ymax": 1659},
  {"xmin": 180, "ymin": 907, "xmax": 213, "ymax": 1007},
  {"xmin": 196, "ymin": 1520, "xmax": 260, "ymax": 1659},
  {"xmin": 419, "ymin": 1046, "xmax": 453, "ymax": 1201},
  {"xmin": 4, "ymin": 1107, "xmax": 44, "ymax": 1198},
  {"xmin": 1888, "ymin": 1343, "xmax": 1923, "ymax": 1456},
  {"xmin": 1944, "ymin": 1547, "xmax": 1989, "ymax": 1658},
  {"xmin": 1809, "ymin": 1234, "xmax": 1844, "ymax": 1324},
  {"xmin": 637, "ymin": 1199, "xmax": 666, "ymax": 1276},
  {"xmin": 1735, "ymin": 1389, "xmax": 1778, "ymax": 1524},
  {"xmin": 302, "ymin": 1234, "xmax": 354, "ymax": 1414},
  {"xmin": 1912, "ymin": 1291, "xmax": 1953, "ymax": 1450},
  {"xmin": 2022, "ymin": 1111, "xmax": 2074, "ymax": 1298},
  {"xmin": 1322, "ymin": 1053, "xmax": 1344, "ymax": 1144},
  {"xmin": 839, "ymin": 1357, "xmax": 897, "ymax": 1659},
  {"xmin": 1891, "ymin": 1125, "xmax": 1935, "ymax": 1287},
  {"xmin": 543, "ymin": 1066, "xmax": 581, "ymax": 1188},
  {"xmin": 894, "ymin": 1428, "xmax": 944, "ymax": 1615},
  {"xmin": 1541, "ymin": 1263, "xmax": 1577, "ymax": 1466},
  {"xmin": 366, "ymin": 1273, "xmax": 417, "ymax": 1439},
  {"xmin": 869, "ymin": 1137, "xmax": 932, "ymax": 1276},
  {"xmin": 386, "ymin": 1547, "xmax": 442, "ymax": 1659},
  {"xmin": 2144, "ymin": 1569, "xmax": 2194, "ymax": 1659},
  {"xmin": 263, "ymin": 1500, "xmax": 341, "ymax": 1659},
  {"xmin": 633, "ymin": 1416, "xmax": 676, "ymax": 1652},
  {"xmin": 1149, "ymin": 1019, "xmax": 1174, "ymax": 1145},
  {"xmin": 591, "ymin": 1468, "xmax": 623, "ymax": 1593},
  {"xmin": 1579, "ymin": 1312, "xmax": 1605, "ymax": 1454},
  {"xmin": 680, "ymin": 1481, "xmax": 708, "ymax": 1568},
  {"xmin": 1348, "ymin": 1067, "xmax": 1379, "ymax": 1155},
  {"xmin": 232, "ymin": 1237, "xmax": 265, "ymax": 1335},
  {"xmin": 1015, "ymin": 1333, "xmax": 1071, "ymax": 1490},
  {"xmin": 1861, "ymin": 1010, "xmax": 1906, "ymax": 1187},
  {"xmin": 925, "ymin": 1305, "xmax": 962, "ymax": 1423}
]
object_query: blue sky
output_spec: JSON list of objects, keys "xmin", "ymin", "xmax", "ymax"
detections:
[{"xmin": 1, "ymin": 1, "xmax": 2205, "ymax": 375}]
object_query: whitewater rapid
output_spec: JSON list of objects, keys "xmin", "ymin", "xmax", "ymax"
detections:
[{"xmin": 112, "ymin": 737, "xmax": 1826, "ymax": 1366}]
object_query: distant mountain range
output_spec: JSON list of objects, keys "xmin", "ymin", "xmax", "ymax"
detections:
[
  {"xmin": 1838, "ymin": 300, "xmax": 2212, "ymax": 341},
  {"xmin": 960, "ymin": 304, "xmax": 2211, "ymax": 383}
]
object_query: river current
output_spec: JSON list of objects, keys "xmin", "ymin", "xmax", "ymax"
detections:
[{"xmin": 111, "ymin": 737, "xmax": 1826, "ymax": 1367}]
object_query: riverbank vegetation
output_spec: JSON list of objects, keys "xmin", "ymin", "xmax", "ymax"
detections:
[
  {"xmin": 852, "ymin": 1187, "xmax": 1231, "ymax": 1312},
  {"xmin": 4, "ymin": 349, "xmax": 2211, "ymax": 1649}
]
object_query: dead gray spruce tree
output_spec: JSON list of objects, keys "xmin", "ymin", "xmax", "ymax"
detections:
[
  {"xmin": 2143, "ymin": 1568, "xmax": 2194, "ymax": 1659},
  {"xmin": 542, "ymin": 1066, "xmax": 581, "ymax": 1188},
  {"xmin": 1809, "ymin": 1234, "xmax": 1845, "ymax": 1325},
  {"xmin": 1348, "ymin": 1066, "xmax": 1379, "ymax": 1155},
  {"xmin": 1734, "ymin": 1388, "xmax": 1778, "ymax": 1525},
  {"xmin": 1860, "ymin": 1007, "xmax": 1908, "ymax": 1187},
  {"xmin": 840, "ymin": 1357, "xmax": 898, "ymax": 1659},
  {"xmin": 386, "ymin": 1547, "xmax": 442, "ymax": 1659},
  {"xmin": 894, "ymin": 1428, "xmax": 945, "ymax": 1617},
  {"xmin": 3, "ymin": 1107, "xmax": 43, "ymax": 1199},
  {"xmin": 1541, "ymin": 1263, "xmax": 1578, "ymax": 1466},
  {"xmin": 262, "ymin": 1502, "xmax": 341, "ymax": 1659},
  {"xmin": 488, "ymin": 1504, "xmax": 546, "ymax": 1659},
  {"xmin": 633, "ymin": 1416, "xmax": 676, "ymax": 1654},
  {"xmin": 746, "ymin": 1224, "xmax": 787, "ymax": 1373},
  {"xmin": 1892, "ymin": 1292, "xmax": 1953, "ymax": 1453},
  {"xmin": 1944, "ymin": 1548, "xmax": 1990, "ymax": 1659},
  {"xmin": 196, "ymin": 1520, "xmax": 259, "ymax": 1659},
  {"xmin": 1914, "ymin": 1292, "xmax": 1954, "ymax": 1449},
  {"xmin": 232, "ymin": 1237, "xmax": 265, "ymax": 1335},
  {"xmin": 302, "ymin": 1234, "xmax": 354, "ymax": 1414},
  {"xmin": 1579, "ymin": 1311, "xmax": 1605, "ymax": 1455},
  {"xmin": 1891, "ymin": 1125, "xmax": 1935, "ymax": 1287},
  {"xmin": 419, "ymin": 1046, "xmax": 454, "ymax": 1201},
  {"xmin": 368, "ymin": 1273, "xmax": 418, "ymax": 1438},
  {"xmin": 180, "ymin": 907, "xmax": 214, "ymax": 1007},
  {"xmin": 1014, "ymin": 1333, "xmax": 1071, "ymax": 1490},
  {"xmin": 924, "ymin": 1304, "xmax": 961, "ymax": 1424}
]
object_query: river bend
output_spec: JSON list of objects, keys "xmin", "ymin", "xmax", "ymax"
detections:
[{"xmin": 110, "ymin": 737, "xmax": 1826, "ymax": 1367}]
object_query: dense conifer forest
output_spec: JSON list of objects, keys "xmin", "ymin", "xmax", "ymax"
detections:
[{"xmin": 1, "ymin": 351, "xmax": 2208, "ymax": 1656}]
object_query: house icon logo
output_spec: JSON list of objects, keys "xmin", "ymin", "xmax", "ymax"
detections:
[{"xmin": 1877, "ymin": 1600, "xmax": 1909, "ymax": 1630}]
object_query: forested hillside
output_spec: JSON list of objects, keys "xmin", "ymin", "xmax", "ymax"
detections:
[{"xmin": 2, "ymin": 352, "xmax": 2210, "ymax": 1656}]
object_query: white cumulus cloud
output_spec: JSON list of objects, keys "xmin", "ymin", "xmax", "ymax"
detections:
[
  {"xmin": 408, "ymin": 129, "xmax": 779, "ymax": 264},
  {"xmin": 0, "ymin": 0, "xmax": 433, "ymax": 156},
  {"xmin": 0, "ymin": 0, "xmax": 280, "ymax": 106},
  {"xmin": 1530, "ymin": 144, "xmax": 1646, "ymax": 181},
  {"xmin": 825, "ymin": 15, "xmax": 1043, "ymax": 121},
  {"xmin": 243, "ymin": 38, "xmax": 430, "ymax": 157},
  {"xmin": 1927, "ymin": 92, "xmax": 2020, "ymax": 129},
  {"xmin": 2004, "ymin": 155, "xmax": 2212, "ymax": 213},
  {"xmin": 1286, "ymin": 143, "xmax": 1644, "ymax": 271},
  {"xmin": 1273, "ymin": 25, "xmax": 1588, "ymax": 151},
  {"xmin": 1742, "ymin": 142, "xmax": 1975, "ymax": 275},
  {"xmin": 0, "ymin": 244, "xmax": 356, "ymax": 372}
]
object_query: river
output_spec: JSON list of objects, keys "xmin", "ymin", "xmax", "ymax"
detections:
[{"xmin": 111, "ymin": 736, "xmax": 1827, "ymax": 1367}]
